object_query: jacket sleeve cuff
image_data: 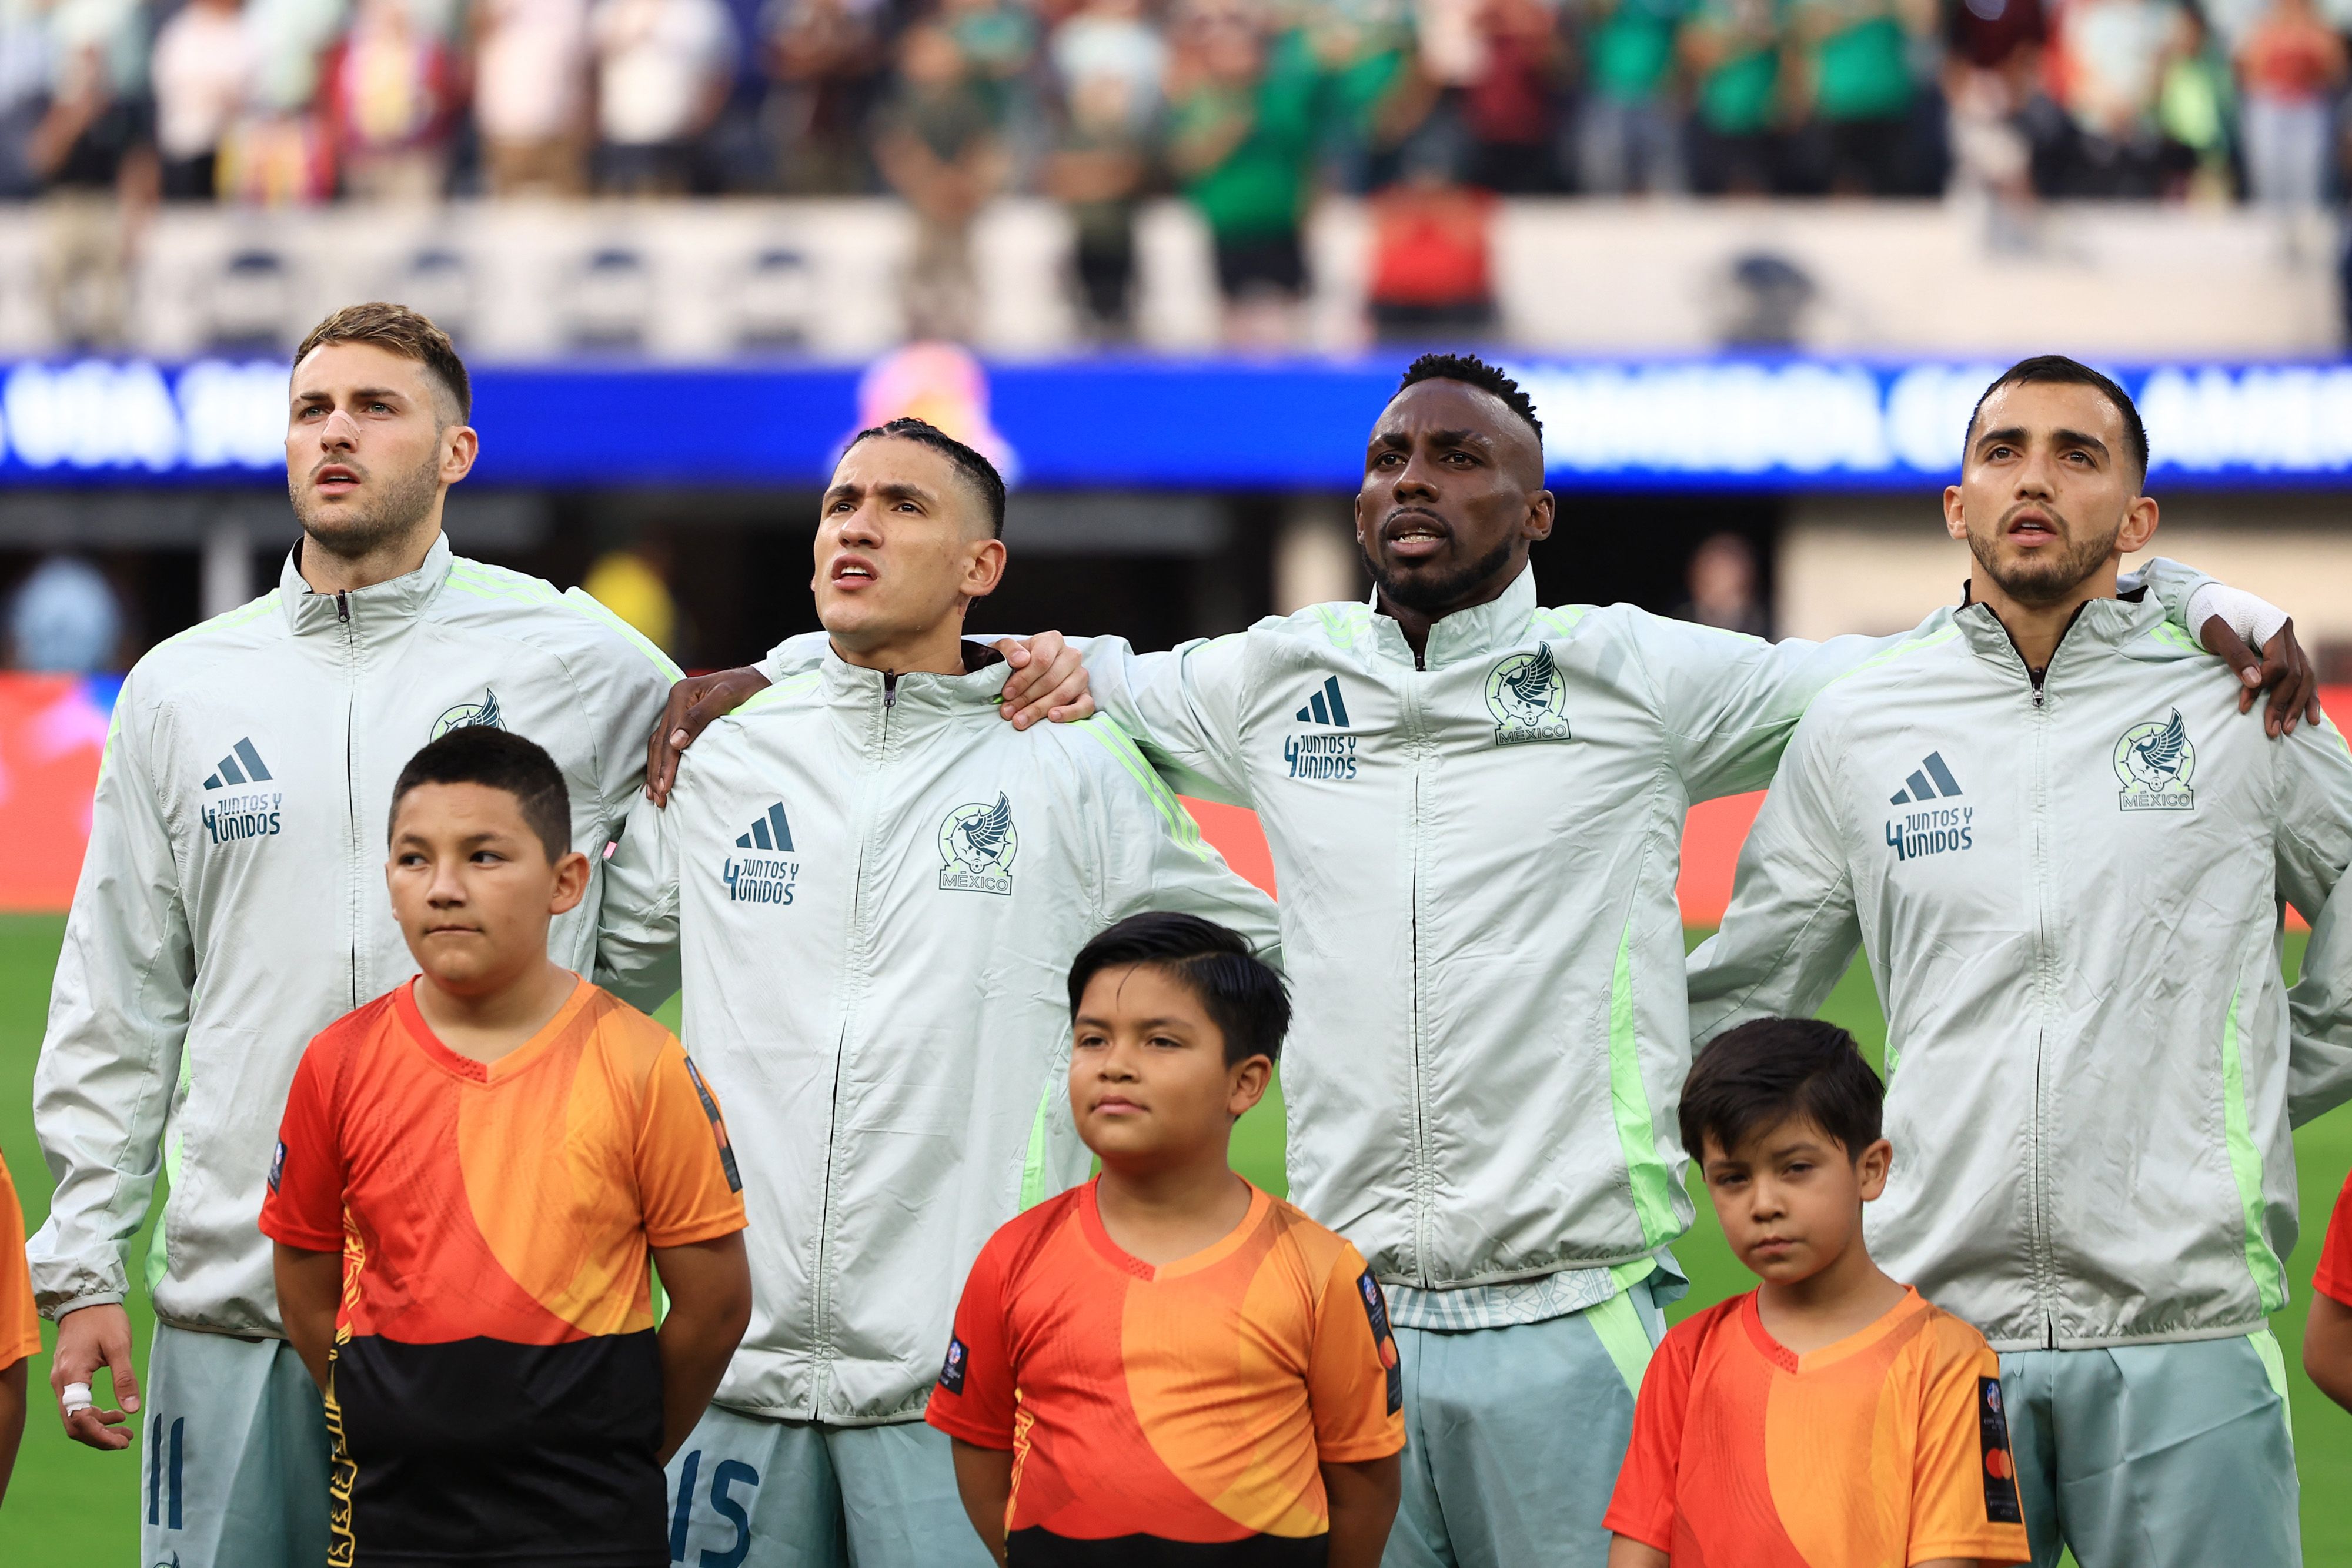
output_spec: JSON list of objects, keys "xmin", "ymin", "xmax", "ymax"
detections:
[{"xmin": 41, "ymin": 1288, "xmax": 127, "ymax": 1322}]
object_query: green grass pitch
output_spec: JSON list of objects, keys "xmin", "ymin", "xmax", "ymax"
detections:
[{"xmin": 2, "ymin": 914, "xmax": 2347, "ymax": 1560}]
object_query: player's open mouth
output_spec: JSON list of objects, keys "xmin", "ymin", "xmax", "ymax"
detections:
[
  {"xmin": 2006, "ymin": 510, "xmax": 2058, "ymax": 541},
  {"xmin": 831, "ymin": 556, "xmax": 878, "ymax": 585},
  {"xmin": 314, "ymin": 464, "xmax": 362, "ymax": 494},
  {"xmin": 1383, "ymin": 511, "xmax": 1450, "ymax": 560}
]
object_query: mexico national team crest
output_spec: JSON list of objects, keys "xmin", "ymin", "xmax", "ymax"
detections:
[
  {"xmin": 1484, "ymin": 645, "xmax": 1571, "ymax": 746},
  {"xmin": 432, "ymin": 687, "xmax": 506, "ymax": 741},
  {"xmin": 2114, "ymin": 708, "xmax": 2195, "ymax": 811},
  {"xmin": 939, "ymin": 793, "xmax": 1018, "ymax": 895}
]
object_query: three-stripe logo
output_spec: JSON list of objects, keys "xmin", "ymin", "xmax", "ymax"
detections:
[
  {"xmin": 1887, "ymin": 751, "xmax": 1962, "ymax": 805},
  {"xmin": 202, "ymin": 738, "xmax": 273, "ymax": 791},
  {"xmin": 1294, "ymin": 676, "xmax": 1351, "ymax": 727},
  {"xmin": 734, "ymin": 803, "xmax": 794, "ymax": 852}
]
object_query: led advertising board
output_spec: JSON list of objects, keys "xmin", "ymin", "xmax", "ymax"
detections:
[{"xmin": 6, "ymin": 351, "xmax": 2351, "ymax": 490}]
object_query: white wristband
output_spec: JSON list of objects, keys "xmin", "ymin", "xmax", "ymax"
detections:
[
  {"xmin": 61, "ymin": 1380, "xmax": 92, "ymax": 1415},
  {"xmin": 2186, "ymin": 583, "xmax": 2290, "ymax": 650}
]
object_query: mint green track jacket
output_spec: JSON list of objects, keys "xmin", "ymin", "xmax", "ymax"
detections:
[
  {"xmin": 1035, "ymin": 564, "xmax": 2210, "ymax": 1295},
  {"xmin": 593, "ymin": 648, "xmax": 1279, "ymax": 1425},
  {"xmin": 29, "ymin": 537, "xmax": 681, "ymax": 1335},
  {"xmin": 1688, "ymin": 591, "xmax": 2352, "ymax": 1350}
]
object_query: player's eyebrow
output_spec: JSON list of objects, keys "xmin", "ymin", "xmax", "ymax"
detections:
[
  {"xmin": 1073, "ymin": 1012, "xmax": 1198, "ymax": 1034},
  {"xmin": 294, "ymin": 385, "xmax": 409, "ymax": 406},
  {"xmin": 824, "ymin": 479, "xmax": 937, "ymax": 510},
  {"xmin": 1977, "ymin": 424, "xmax": 2111, "ymax": 464}
]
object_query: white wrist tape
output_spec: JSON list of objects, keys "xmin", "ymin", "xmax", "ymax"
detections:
[
  {"xmin": 2186, "ymin": 583, "xmax": 2290, "ymax": 650},
  {"xmin": 61, "ymin": 1381, "xmax": 92, "ymax": 1415}
]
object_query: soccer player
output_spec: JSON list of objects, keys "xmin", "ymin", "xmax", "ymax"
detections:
[
  {"xmin": 649, "ymin": 355, "xmax": 2308, "ymax": 1567},
  {"xmin": 1687, "ymin": 356, "xmax": 2352, "ymax": 1567},
  {"xmin": 263, "ymin": 727, "xmax": 751, "ymax": 1565},
  {"xmin": 1605, "ymin": 1019, "xmax": 2027, "ymax": 1568},
  {"xmin": 27, "ymin": 302, "xmax": 692, "ymax": 1568},
  {"xmin": 931, "ymin": 912, "xmax": 1404, "ymax": 1566},
  {"xmin": 2309, "ymin": 1168, "xmax": 2352, "ymax": 1413},
  {"xmin": 594, "ymin": 417, "xmax": 1281, "ymax": 1568},
  {"xmin": 0, "ymin": 1150, "xmax": 41, "ymax": 1506}
]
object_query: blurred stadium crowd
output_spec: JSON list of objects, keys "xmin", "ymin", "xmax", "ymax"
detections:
[{"xmin": 6, "ymin": 0, "xmax": 2352, "ymax": 226}]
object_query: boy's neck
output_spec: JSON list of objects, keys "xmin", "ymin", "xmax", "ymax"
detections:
[
  {"xmin": 412, "ymin": 957, "xmax": 579, "ymax": 1067},
  {"xmin": 1755, "ymin": 1237, "xmax": 1911, "ymax": 1356},
  {"xmin": 1093, "ymin": 1145, "xmax": 1254, "ymax": 1268}
]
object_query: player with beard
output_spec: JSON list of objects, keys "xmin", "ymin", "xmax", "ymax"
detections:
[
  {"xmin": 644, "ymin": 353, "xmax": 2312, "ymax": 1567},
  {"xmin": 29, "ymin": 297, "xmax": 1087, "ymax": 1567},
  {"xmin": 1688, "ymin": 356, "xmax": 2352, "ymax": 1567}
]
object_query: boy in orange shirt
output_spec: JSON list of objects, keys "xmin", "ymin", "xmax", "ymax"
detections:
[
  {"xmin": 1605, "ymin": 1019, "xmax": 2027, "ymax": 1568},
  {"xmin": 0, "ymin": 1150, "xmax": 41, "ymax": 1505},
  {"xmin": 928, "ymin": 911, "xmax": 1405, "ymax": 1566},
  {"xmin": 260, "ymin": 727, "xmax": 751, "ymax": 1566}
]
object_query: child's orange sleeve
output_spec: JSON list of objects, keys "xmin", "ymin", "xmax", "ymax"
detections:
[
  {"xmin": 258, "ymin": 1036, "xmax": 348, "ymax": 1253},
  {"xmin": 1305, "ymin": 1245, "xmax": 1406, "ymax": 1464},
  {"xmin": 634, "ymin": 1045, "xmax": 749, "ymax": 1249},
  {"xmin": 0, "ymin": 1152, "xmax": 43, "ymax": 1369},
  {"xmin": 1601, "ymin": 1316, "xmax": 1698, "ymax": 1552},
  {"xmin": 925, "ymin": 1233, "xmax": 1018, "ymax": 1449},
  {"xmin": 1905, "ymin": 1326, "xmax": 2029, "ymax": 1566}
]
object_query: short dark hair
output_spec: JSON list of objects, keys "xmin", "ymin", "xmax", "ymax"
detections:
[
  {"xmin": 1965, "ymin": 355, "xmax": 2148, "ymax": 484},
  {"xmin": 295, "ymin": 302, "xmax": 472, "ymax": 424},
  {"xmin": 1396, "ymin": 352, "xmax": 1544, "ymax": 446},
  {"xmin": 389, "ymin": 727, "xmax": 570, "ymax": 862},
  {"xmin": 1067, "ymin": 912, "xmax": 1289, "ymax": 1066},
  {"xmin": 846, "ymin": 416, "xmax": 1007, "ymax": 537},
  {"xmin": 1679, "ymin": 1018, "xmax": 1883, "ymax": 1162}
]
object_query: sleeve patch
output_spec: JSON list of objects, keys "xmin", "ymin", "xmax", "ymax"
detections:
[
  {"xmin": 1978, "ymin": 1376, "xmax": 2024, "ymax": 1524},
  {"xmin": 681, "ymin": 1055, "xmax": 743, "ymax": 1193},
  {"xmin": 938, "ymin": 1335, "xmax": 968, "ymax": 1396},
  {"xmin": 268, "ymin": 1139, "xmax": 286, "ymax": 1194},
  {"xmin": 1355, "ymin": 1269, "xmax": 1403, "ymax": 1416}
]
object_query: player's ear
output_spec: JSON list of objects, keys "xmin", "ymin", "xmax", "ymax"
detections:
[
  {"xmin": 2116, "ymin": 492, "xmax": 2159, "ymax": 557},
  {"xmin": 962, "ymin": 536, "xmax": 1007, "ymax": 601},
  {"xmin": 1855, "ymin": 1137, "xmax": 1894, "ymax": 1202},
  {"xmin": 549, "ymin": 847, "xmax": 592, "ymax": 916},
  {"xmin": 1226, "ymin": 1054, "xmax": 1272, "ymax": 1119}
]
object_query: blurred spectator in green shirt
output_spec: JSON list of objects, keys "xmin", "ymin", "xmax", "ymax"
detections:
[
  {"xmin": 1682, "ymin": 0, "xmax": 1785, "ymax": 190},
  {"xmin": 1166, "ymin": 0, "xmax": 1321, "ymax": 345},
  {"xmin": 1789, "ymin": 0, "xmax": 1923, "ymax": 192},
  {"xmin": 1573, "ymin": 0, "xmax": 1687, "ymax": 191}
]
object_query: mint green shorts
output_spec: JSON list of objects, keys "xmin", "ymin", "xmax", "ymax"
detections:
[
  {"xmin": 662, "ymin": 1403, "xmax": 993, "ymax": 1568},
  {"xmin": 1382, "ymin": 1280, "xmax": 1666, "ymax": 1568},
  {"xmin": 139, "ymin": 1321, "xmax": 332, "ymax": 1568},
  {"xmin": 2000, "ymin": 1330, "xmax": 2300, "ymax": 1568}
]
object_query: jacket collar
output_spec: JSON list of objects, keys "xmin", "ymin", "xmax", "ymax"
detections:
[
  {"xmin": 816, "ymin": 639, "xmax": 1011, "ymax": 717},
  {"xmin": 1953, "ymin": 579, "xmax": 2164, "ymax": 672},
  {"xmin": 279, "ymin": 533, "xmax": 454, "ymax": 638},
  {"xmin": 1370, "ymin": 564, "xmax": 1541, "ymax": 669}
]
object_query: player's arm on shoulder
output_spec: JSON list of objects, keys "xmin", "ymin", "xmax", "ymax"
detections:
[
  {"xmin": 1078, "ymin": 632, "xmax": 1256, "ymax": 805},
  {"xmin": 2273, "ymin": 717, "xmax": 2352, "ymax": 1125},
  {"xmin": 2142, "ymin": 559, "xmax": 2320, "ymax": 737},
  {"xmin": 1686, "ymin": 708, "xmax": 1862, "ymax": 1040},
  {"xmin": 593, "ymin": 788, "xmax": 683, "ymax": 1011},
  {"xmin": 1636, "ymin": 606, "xmax": 1902, "ymax": 803}
]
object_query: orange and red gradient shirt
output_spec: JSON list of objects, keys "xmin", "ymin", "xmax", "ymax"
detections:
[
  {"xmin": 260, "ymin": 977, "xmax": 746, "ymax": 1566},
  {"xmin": 2317, "ymin": 1166, "xmax": 2352, "ymax": 1308},
  {"xmin": 0, "ymin": 1152, "xmax": 41, "ymax": 1373},
  {"xmin": 1605, "ymin": 1287, "xmax": 2029, "ymax": 1568},
  {"xmin": 927, "ymin": 1178, "xmax": 1405, "ymax": 1562}
]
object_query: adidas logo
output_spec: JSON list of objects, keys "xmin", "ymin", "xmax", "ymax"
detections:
[
  {"xmin": 735, "ymin": 803, "xmax": 794, "ymax": 852},
  {"xmin": 1887, "ymin": 752, "xmax": 1963, "ymax": 805},
  {"xmin": 1294, "ymin": 676, "xmax": 1352, "ymax": 727},
  {"xmin": 203, "ymin": 739, "xmax": 273, "ymax": 790}
]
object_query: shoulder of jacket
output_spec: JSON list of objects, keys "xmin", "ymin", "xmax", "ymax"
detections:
[
  {"xmin": 1808, "ymin": 613, "xmax": 1969, "ymax": 713},
  {"xmin": 726, "ymin": 666, "xmax": 827, "ymax": 722},
  {"xmin": 1254, "ymin": 601, "xmax": 1372, "ymax": 653},
  {"xmin": 138, "ymin": 589, "xmax": 290, "ymax": 678},
  {"xmin": 435, "ymin": 557, "xmax": 684, "ymax": 685}
]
